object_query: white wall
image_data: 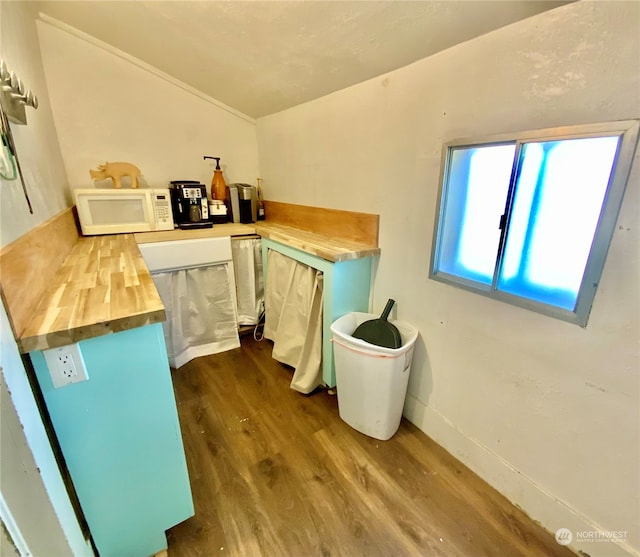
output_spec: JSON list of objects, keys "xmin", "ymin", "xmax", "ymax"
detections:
[
  {"xmin": 0, "ymin": 2, "xmax": 69, "ymax": 246},
  {"xmin": 256, "ymin": 3, "xmax": 640, "ymax": 557},
  {"xmin": 1, "ymin": 364, "xmax": 77, "ymax": 557},
  {"xmin": 36, "ymin": 17, "xmax": 259, "ymax": 192},
  {"xmin": 0, "ymin": 3, "xmax": 93, "ymax": 555}
]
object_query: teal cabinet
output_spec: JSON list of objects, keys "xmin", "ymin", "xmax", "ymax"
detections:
[
  {"xmin": 261, "ymin": 238, "xmax": 374, "ymax": 387},
  {"xmin": 30, "ymin": 324, "xmax": 193, "ymax": 557}
]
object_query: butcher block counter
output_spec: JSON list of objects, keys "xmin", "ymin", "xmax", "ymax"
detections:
[
  {"xmin": 254, "ymin": 222, "xmax": 380, "ymax": 262},
  {"xmin": 255, "ymin": 201, "xmax": 381, "ymax": 262},
  {"xmin": 13, "ymin": 223, "xmax": 256, "ymax": 353},
  {"xmin": 18, "ymin": 234, "xmax": 165, "ymax": 353},
  {"xmin": 5, "ymin": 203, "xmax": 380, "ymax": 354}
]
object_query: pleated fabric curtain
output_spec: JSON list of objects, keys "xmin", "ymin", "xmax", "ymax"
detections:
[
  {"xmin": 264, "ymin": 250, "xmax": 324, "ymax": 394},
  {"xmin": 152, "ymin": 264, "xmax": 240, "ymax": 368},
  {"xmin": 231, "ymin": 237, "xmax": 264, "ymax": 326}
]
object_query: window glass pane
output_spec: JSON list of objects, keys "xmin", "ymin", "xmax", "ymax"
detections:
[
  {"xmin": 498, "ymin": 136, "xmax": 620, "ymax": 309},
  {"xmin": 500, "ymin": 144, "xmax": 543, "ymax": 280},
  {"xmin": 437, "ymin": 144, "xmax": 515, "ymax": 285}
]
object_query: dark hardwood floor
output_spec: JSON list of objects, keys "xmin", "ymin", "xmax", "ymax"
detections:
[{"xmin": 166, "ymin": 336, "xmax": 575, "ymax": 557}]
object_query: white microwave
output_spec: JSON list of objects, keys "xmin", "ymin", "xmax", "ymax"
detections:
[{"xmin": 74, "ymin": 188, "xmax": 175, "ymax": 235}]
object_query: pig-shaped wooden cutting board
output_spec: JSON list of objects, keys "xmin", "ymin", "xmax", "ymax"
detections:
[{"xmin": 89, "ymin": 162, "xmax": 141, "ymax": 188}]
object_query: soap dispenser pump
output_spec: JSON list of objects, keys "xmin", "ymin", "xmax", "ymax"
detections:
[{"xmin": 203, "ymin": 156, "xmax": 227, "ymax": 202}]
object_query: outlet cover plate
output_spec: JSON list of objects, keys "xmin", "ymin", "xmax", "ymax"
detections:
[{"xmin": 43, "ymin": 343, "xmax": 89, "ymax": 389}]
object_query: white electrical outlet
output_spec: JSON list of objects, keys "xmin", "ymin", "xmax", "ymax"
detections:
[{"xmin": 43, "ymin": 343, "xmax": 89, "ymax": 389}]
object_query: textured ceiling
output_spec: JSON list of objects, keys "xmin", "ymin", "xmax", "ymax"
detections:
[{"xmin": 37, "ymin": 1, "xmax": 569, "ymax": 119}]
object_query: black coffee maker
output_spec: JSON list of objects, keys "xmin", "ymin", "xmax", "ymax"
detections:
[{"xmin": 169, "ymin": 181, "xmax": 212, "ymax": 229}]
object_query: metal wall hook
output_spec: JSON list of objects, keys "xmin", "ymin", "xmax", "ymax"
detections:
[
  {"xmin": 0, "ymin": 59, "xmax": 38, "ymax": 125},
  {"xmin": 0, "ymin": 59, "xmax": 35, "ymax": 213},
  {"xmin": 11, "ymin": 90, "xmax": 38, "ymax": 109}
]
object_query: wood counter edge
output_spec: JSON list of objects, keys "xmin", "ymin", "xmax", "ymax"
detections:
[
  {"xmin": 16, "ymin": 233, "xmax": 167, "ymax": 354},
  {"xmin": 18, "ymin": 308, "xmax": 167, "ymax": 353}
]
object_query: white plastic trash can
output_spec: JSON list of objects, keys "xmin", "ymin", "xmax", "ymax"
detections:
[{"xmin": 330, "ymin": 312, "xmax": 418, "ymax": 441}]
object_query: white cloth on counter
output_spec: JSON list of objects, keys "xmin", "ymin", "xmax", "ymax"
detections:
[
  {"xmin": 231, "ymin": 237, "xmax": 264, "ymax": 326},
  {"xmin": 152, "ymin": 264, "xmax": 240, "ymax": 368},
  {"xmin": 264, "ymin": 249, "xmax": 324, "ymax": 394}
]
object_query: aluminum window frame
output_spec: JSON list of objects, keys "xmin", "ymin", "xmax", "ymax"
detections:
[{"xmin": 429, "ymin": 120, "xmax": 640, "ymax": 327}]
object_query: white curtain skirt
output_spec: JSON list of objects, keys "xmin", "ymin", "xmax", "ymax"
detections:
[
  {"xmin": 264, "ymin": 249, "xmax": 324, "ymax": 394},
  {"xmin": 152, "ymin": 263, "xmax": 240, "ymax": 368}
]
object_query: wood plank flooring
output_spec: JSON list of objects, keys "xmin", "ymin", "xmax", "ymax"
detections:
[{"xmin": 167, "ymin": 337, "xmax": 576, "ymax": 557}]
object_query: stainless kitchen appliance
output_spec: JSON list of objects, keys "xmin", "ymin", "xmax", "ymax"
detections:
[
  {"xmin": 169, "ymin": 181, "xmax": 212, "ymax": 229},
  {"xmin": 227, "ymin": 183, "xmax": 257, "ymax": 224}
]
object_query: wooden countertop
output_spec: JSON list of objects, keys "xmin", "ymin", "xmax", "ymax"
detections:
[
  {"xmin": 18, "ymin": 235, "xmax": 165, "ymax": 353},
  {"xmin": 136, "ymin": 220, "xmax": 380, "ymax": 262},
  {"xmin": 14, "ymin": 210, "xmax": 378, "ymax": 352},
  {"xmin": 254, "ymin": 222, "xmax": 381, "ymax": 262}
]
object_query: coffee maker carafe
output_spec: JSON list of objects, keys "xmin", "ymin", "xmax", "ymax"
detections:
[{"xmin": 169, "ymin": 181, "xmax": 212, "ymax": 229}]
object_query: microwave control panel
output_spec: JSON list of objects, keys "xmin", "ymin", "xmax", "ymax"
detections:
[{"xmin": 152, "ymin": 190, "xmax": 175, "ymax": 230}]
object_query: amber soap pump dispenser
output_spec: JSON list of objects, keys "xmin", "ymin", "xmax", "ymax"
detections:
[{"xmin": 203, "ymin": 156, "xmax": 227, "ymax": 202}]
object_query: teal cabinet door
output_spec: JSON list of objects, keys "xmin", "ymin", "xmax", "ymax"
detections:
[{"xmin": 30, "ymin": 324, "xmax": 193, "ymax": 557}]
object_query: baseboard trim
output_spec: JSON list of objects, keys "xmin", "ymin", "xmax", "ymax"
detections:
[{"xmin": 403, "ymin": 394, "xmax": 638, "ymax": 557}]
